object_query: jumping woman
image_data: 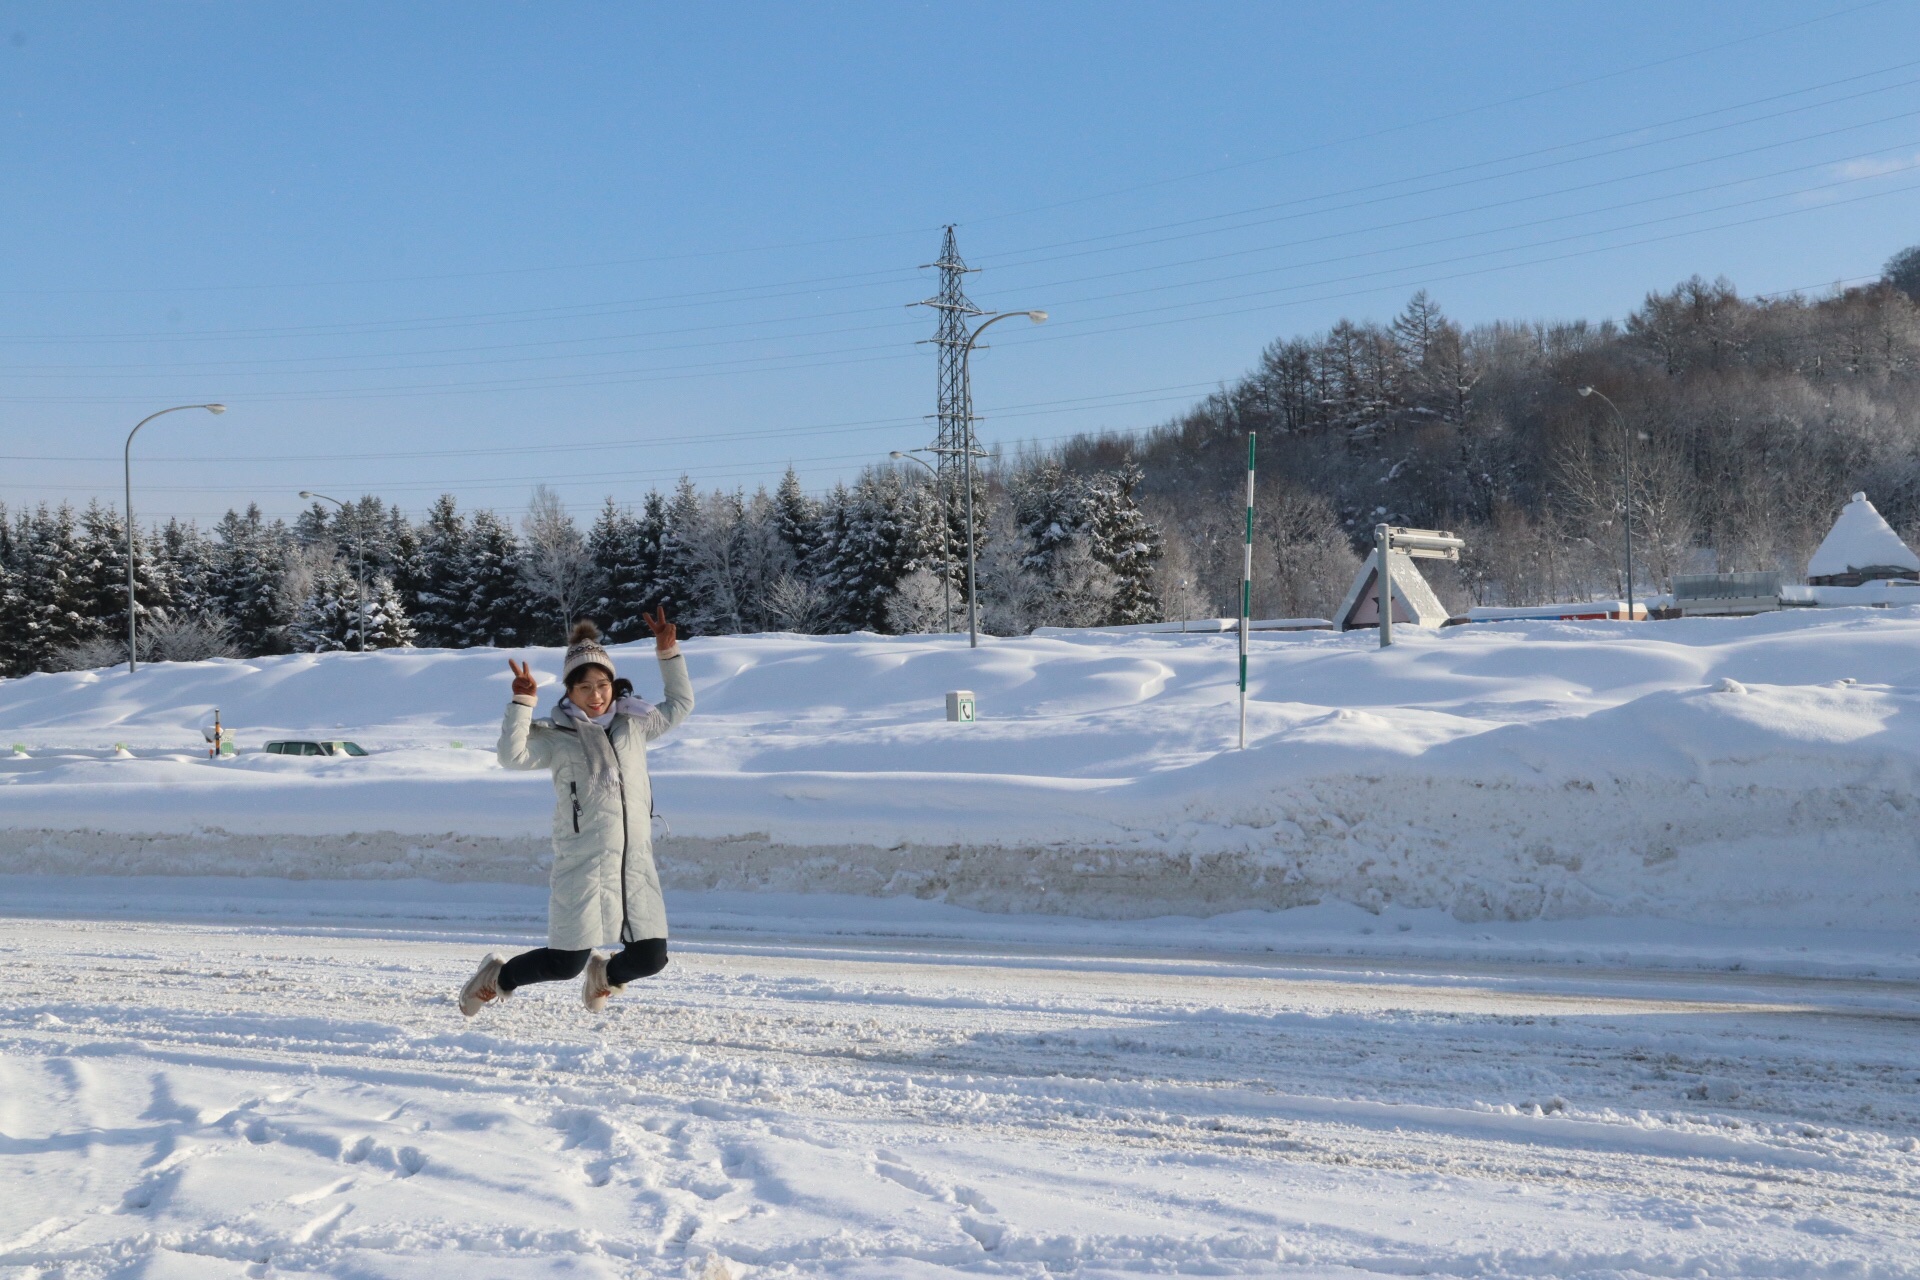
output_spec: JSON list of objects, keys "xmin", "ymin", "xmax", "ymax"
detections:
[{"xmin": 459, "ymin": 607, "xmax": 693, "ymax": 1015}]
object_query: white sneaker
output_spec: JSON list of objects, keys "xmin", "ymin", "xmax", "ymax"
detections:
[
  {"xmin": 459, "ymin": 954, "xmax": 507, "ymax": 1017},
  {"xmin": 582, "ymin": 953, "xmax": 624, "ymax": 1012}
]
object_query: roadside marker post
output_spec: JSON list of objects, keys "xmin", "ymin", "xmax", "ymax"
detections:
[{"xmin": 1240, "ymin": 433, "xmax": 1255, "ymax": 750}]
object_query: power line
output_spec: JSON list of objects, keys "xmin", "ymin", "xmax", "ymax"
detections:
[
  {"xmin": 981, "ymin": 82, "xmax": 1920, "ymax": 276},
  {"xmin": 2, "ymin": 5, "xmax": 1885, "ymax": 306},
  {"xmin": 1004, "ymin": 176, "xmax": 1920, "ymax": 350},
  {"xmin": 5, "ymin": 52, "xmax": 1912, "ymax": 350},
  {"xmin": 7, "ymin": 149, "xmax": 1910, "ymax": 410},
  {"xmin": 0, "ymin": 381, "xmax": 1225, "ymax": 464},
  {"xmin": 961, "ymin": 0, "xmax": 1900, "ymax": 224},
  {"xmin": 19, "ymin": 94, "xmax": 1914, "ymax": 378},
  {"xmin": 1021, "ymin": 144, "xmax": 1920, "ymax": 317}
]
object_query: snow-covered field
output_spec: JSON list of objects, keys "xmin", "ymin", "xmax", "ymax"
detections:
[
  {"xmin": 3, "ymin": 892, "xmax": 1917, "ymax": 1278},
  {"xmin": 3, "ymin": 608, "xmax": 1920, "ymax": 936},
  {"xmin": 5, "ymin": 612, "xmax": 1920, "ymax": 1275}
]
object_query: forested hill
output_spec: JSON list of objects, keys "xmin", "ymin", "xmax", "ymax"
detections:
[
  {"xmin": 1060, "ymin": 246, "xmax": 1920, "ymax": 617},
  {"xmin": 6, "ymin": 252, "xmax": 1920, "ymax": 678}
]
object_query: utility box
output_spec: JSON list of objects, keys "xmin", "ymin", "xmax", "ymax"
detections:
[{"xmin": 946, "ymin": 690, "xmax": 976, "ymax": 723}]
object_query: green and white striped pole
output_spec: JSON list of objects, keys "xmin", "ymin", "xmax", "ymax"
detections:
[{"xmin": 1240, "ymin": 433, "xmax": 1255, "ymax": 750}]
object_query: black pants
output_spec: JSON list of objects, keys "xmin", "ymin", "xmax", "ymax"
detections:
[{"xmin": 498, "ymin": 938, "xmax": 668, "ymax": 992}]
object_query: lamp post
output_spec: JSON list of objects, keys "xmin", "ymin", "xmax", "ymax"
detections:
[
  {"xmin": 958, "ymin": 309, "xmax": 1047, "ymax": 648},
  {"xmin": 124, "ymin": 403, "xmax": 226, "ymax": 673},
  {"xmin": 1577, "ymin": 386, "xmax": 1636, "ymax": 620},
  {"xmin": 299, "ymin": 490, "xmax": 367, "ymax": 652},
  {"xmin": 890, "ymin": 449, "xmax": 952, "ymax": 633}
]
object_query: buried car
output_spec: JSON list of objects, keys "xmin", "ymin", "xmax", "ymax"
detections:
[{"xmin": 261, "ymin": 740, "xmax": 369, "ymax": 757}]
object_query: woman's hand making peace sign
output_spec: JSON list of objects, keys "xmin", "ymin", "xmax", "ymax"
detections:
[
  {"xmin": 507, "ymin": 658, "xmax": 537, "ymax": 699},
  {"xmin": 643, "ymin": 606, "xmax": 677, "ymax": 653}
]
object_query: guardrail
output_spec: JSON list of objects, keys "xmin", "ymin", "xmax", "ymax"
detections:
[{"xmin": 1032, "ymin": 617, "xmax": 1333, "ymax": 637}]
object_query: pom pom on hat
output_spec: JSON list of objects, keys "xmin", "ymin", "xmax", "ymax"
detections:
[{"xmin": 562, "ymin": 619, "xmax": 615, "ymax": 685}]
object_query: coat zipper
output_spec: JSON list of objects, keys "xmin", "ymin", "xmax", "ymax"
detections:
[
  {"xmin": 612, "ymin": 731, "xmax": 631, "ymax": 944},
  {"xmin": 569, "ymin": 782, "xmax": 580, "ymax": 834}
]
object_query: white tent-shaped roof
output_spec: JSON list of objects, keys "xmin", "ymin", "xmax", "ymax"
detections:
[
  {"xmin": 1335, "ymin": 548, "xmax": 1452, "ymax": 631},
  {"xmin": 1807, "ymin": 492, "xmax": 1920, "ymax": 582}
]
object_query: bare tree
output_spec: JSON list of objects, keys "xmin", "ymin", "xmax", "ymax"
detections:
[
  {"xmin": 1256, "ymin": 486, "xmax": 1361, "ymax": 619},
  {"xmin": 766, "ymin": 572, "xmax": 833, "ymax": 633},
  {"xmin": 51, "ymin": 610, "xmax": 238, "ymax": 670},
  {"xmin": 520, "ymin": 485, "xmax": 596, "ymax": 643},
  {"xmin": 883, "ymin": 567, "xmax": 950, "ymax": 635}
]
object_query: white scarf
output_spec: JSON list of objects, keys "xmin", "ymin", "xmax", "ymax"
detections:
[
  {"xmin": 555, "ymin": 693, "xmax": 656, "ymax": 728},
  {"xmin": 551, "ymin": 694, "xmax": 656, "ymax": 800}
]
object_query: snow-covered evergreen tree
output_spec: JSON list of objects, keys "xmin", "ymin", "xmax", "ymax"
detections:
[
  {"xmin": 290, "ymin": 564, "xmax": 416, "ymax": 652},
  {"xmin": 293, "ymin": 500, "xmax": 334, "ymax": 551},
  {"xmin": 458, "ymin": 508, "xmax": 527, "ymax": 647},
  {"xmin": 625, "ymin": 490, "xmax": 669, "ymax": 632},
  {"xmin": 350, "ymin": 496, "xmax": 396, "ymax": 575},
  {"xmin": 383, "ymin": 506, "xmax": 420, "ymax": 605},
  {"xmin": 361, "ymin": 573, "xmax": 418, "ymax": 649},
  {"xmin": 587, "ymin": 498, "xmax": 641, "ymax": 642},
  {"xmin": 405, "ymin": 494, "xmax": 470, "ymax": 647},
  {"xmin": 160, "ymin": 519, "xmax": 220, "ymax": 620},
  {"xmin": 13, "ymin": 504, "xmax": 89, "ymax": 671},
  {"xmin": 288, "ymin": 564, "xmax": 416, "ymax": 652},
  {"xmin": 0, "ymin": 505, "xmax": 27, "ymax": 675},
  {"xmin": 1005, "ymin": 461, "xmax": 1111, "ymax": 631},
  {"xmin": 211, "ymin": 505, "xmax": 292, "ymax": 654},
  {"xmin": 819, "ymin": 469, "xmax": 932, "ymax": 633},
  {"xmin": 73, "ymin": 501, "xmax": 175, "ymax": 652},
  {"xmin": 1081, "ymin": 464, "xmax": 1163, "ymax": 626},
  {"xmin": 656, "ymin": 476, "xmax": 706, "ymax": 635},
  {"xmin": 1010, "ymin": 461, "xmax": 1084, "ymax": 577},
  {"xmin": 774, "ymin": 466, "xmax": 822, "ymax": 578},
  {"xmin": 288, "ymin": 561, "xmax": 353, "ymax": 652},
  {"xmin": 812, "ymin": 483, "xmax": 854, "ymax": 628}
]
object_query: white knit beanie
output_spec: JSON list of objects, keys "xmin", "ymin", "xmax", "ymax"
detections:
[{"xmin": 561, "ymin": 620, "xmax": 615, "ymax": 685}]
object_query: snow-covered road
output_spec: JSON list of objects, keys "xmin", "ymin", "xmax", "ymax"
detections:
[{"xmin": 2, "ymin": 914, "xmax": 1916, "ymax": 1278}]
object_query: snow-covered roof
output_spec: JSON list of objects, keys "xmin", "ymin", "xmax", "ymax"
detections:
[{"xmin": 1807, "ymin": 492, "xmax": 1920, "ymax": 578}]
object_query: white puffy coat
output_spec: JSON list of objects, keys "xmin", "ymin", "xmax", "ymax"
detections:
[{"xmin": 496, "ymin": 648, "xmax": 694, "ymax": 949}]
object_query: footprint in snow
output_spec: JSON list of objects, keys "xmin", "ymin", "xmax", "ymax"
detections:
[{"xmin": 340, "ymin": 1134, "xmax": 424, "ymax": 1176}]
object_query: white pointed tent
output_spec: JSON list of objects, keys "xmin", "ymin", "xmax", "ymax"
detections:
[
  {"xmin": 1335, "ymin": 548, "xmax": 1452, "ymax": 631},
  {"xmin": 1807, "ymin": 492, "xmax": 1920, "ymax": 586}
]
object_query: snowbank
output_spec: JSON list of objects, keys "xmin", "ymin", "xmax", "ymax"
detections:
[{"xmin": 4, "ymin": 610, "xmax": 1919, "ymax": 933}]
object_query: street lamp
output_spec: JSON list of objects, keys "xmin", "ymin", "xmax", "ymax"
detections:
[
  {"xmin": 1577, "ymin": 386, "xmax": 1636, "ymax": 620},
  {"xmin": 299, "ymin": 490, "xmax": 368, "ymax": 652},
  {"xmin": 957, "ymin": 309, "xmax": 1047, "ymax": 648},
  {"xmin": 890, "ymin": 449, "xmax": 952, "ymax": 632},
  {"xmin": 124, "ymin": 403, "xmax": 226, "ymax": 673}
]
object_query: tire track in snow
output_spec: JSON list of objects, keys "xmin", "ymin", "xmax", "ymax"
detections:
[{"xmin": 1, "ymin": 915, "xmax": 1916, "ymax": 1277}]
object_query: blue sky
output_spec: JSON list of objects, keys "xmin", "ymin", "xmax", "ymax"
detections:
[{"xmin": 4, "ymin": 1, "xmax": 1919, "ymax": 524}]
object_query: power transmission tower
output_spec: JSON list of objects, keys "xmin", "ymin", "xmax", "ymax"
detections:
[
  {"xmin": 910, "ymin": 226, "xmax": 982, "ymax": 616},
  {"xmin": 916, "ymin": 226, "xmax": 982, "ymax": 487}
]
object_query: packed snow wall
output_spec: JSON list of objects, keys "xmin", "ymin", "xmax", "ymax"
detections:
[{"xmin": 3, "ymin": 618, "xmax": 1917, "ymax": 928}]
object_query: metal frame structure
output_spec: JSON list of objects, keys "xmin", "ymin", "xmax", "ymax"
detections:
[{"xmin": 1373, "ymin": 525, "xmax": 1463, "ymax": 648}]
